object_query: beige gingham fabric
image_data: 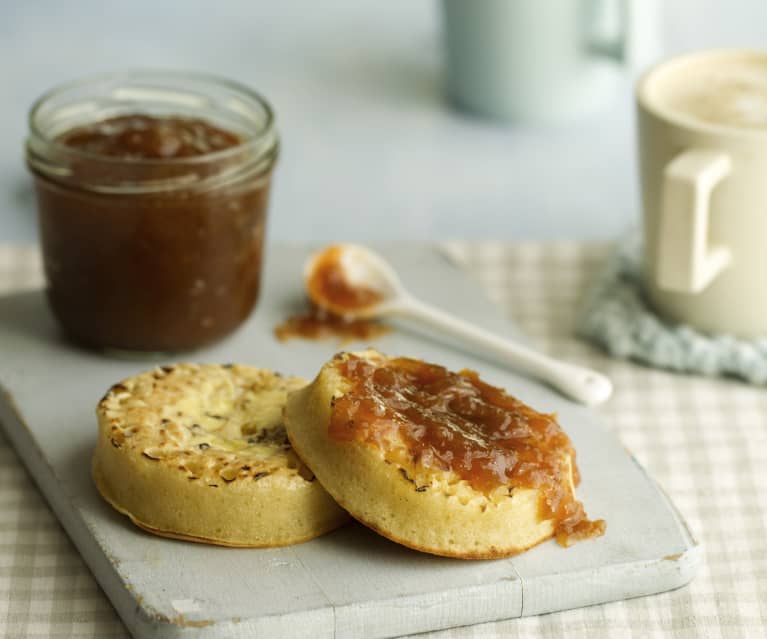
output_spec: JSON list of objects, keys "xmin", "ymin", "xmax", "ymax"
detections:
[{"xmin": 1, "ymin": 243, "xmax": 765, "ymax": 639}]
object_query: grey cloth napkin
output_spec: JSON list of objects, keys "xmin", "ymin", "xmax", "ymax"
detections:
[{"xmin": 577, "ymin": 238, "xmax": 767, "ymax": 384}]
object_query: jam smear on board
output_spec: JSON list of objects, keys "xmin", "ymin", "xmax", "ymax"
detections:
[{"xmin": 274, "ymin": 303, "xmax": 389, "ymax": 343}]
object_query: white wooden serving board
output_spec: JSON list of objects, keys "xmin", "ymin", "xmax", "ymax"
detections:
[{"xmin": 0, "ymin": 244, "xmax": 699, "ymax": 638}]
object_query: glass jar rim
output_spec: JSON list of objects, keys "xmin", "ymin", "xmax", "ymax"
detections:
[{"xmin": 27, "ymin": 69, "xmax": 277, "ymax": 168}]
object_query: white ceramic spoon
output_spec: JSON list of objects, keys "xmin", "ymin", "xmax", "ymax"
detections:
[{"xmin": 305, "ymin": 244, "xmax": 613, "ymax": 406}]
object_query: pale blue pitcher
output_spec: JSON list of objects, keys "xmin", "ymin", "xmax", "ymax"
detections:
[{"xmin": 442, "ymin": 0, "xmax": 660, "ymax": 123}]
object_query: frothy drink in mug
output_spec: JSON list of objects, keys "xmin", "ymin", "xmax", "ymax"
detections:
[
  {"xmin": 637, "ymin": 50, "xmax": 767, "ymax": 337},
  {"xmin": 653, "ymin": 55, "xmax": 767, "ymax": 129}
]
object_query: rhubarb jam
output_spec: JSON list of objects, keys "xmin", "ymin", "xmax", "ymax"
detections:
[
  {"xmin": 274, "ymin": 303, "xmax": 390, "ymax": 342},
  {"xmin": 328, "ymin": 354, "xmax": 605, "ymax": 546},
  {"xmin": 26, "ymin": 72, "xmax": 278, "ymax": 352},
  {"xmin": 31, "ymin": 117, "xmax": 273, "ymax": 351},
  {"xmin": 307, "ymin": 245, "xmax": 383, "ymax": 313},
  {"xmin": 57, "ymin": 114, "xmax": 241, "ymax": 159}
]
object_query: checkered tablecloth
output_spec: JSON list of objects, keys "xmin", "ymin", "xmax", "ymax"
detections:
[{"xmin": 1, "ymin": 242, "xmax": 765, "ymax": 639}]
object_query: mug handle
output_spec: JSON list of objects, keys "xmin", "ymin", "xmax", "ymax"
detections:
[{"xmin": 655, "ymin": 149, "xmax": 732, "ymax": 293}]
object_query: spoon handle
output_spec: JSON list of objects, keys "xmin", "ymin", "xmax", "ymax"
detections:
[{"xmin": 391, "ymin": 298, "xmax": 613, "ymax": 406}]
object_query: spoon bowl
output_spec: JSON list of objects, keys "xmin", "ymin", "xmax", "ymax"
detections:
[{"xmin": 303, "ymin": 243, "xmax": 404, "ymax": 318}]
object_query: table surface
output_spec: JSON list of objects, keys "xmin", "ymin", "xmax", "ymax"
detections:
[{"xmin": 1, "ymin": 242, "xmax": 765, "ymax": 639}]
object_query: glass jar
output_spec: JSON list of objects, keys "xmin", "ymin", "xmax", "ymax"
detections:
[{"xmin": 26, "ymin": 71, "xmax": 278, "ymax": 352}]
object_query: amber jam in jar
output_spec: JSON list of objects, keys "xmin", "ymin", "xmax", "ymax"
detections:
[{"xmin": 26, "ymin": 71, "xmax": 278, "ymax": 352}]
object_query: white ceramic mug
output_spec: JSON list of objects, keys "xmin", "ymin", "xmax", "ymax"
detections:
[
  {"xmin": 441, "ymin": 0, "xmax": 661, "ymax": 123},
  {"xmin": 637, "ymin": 49, "xmax": 767, "ymax": 337}
]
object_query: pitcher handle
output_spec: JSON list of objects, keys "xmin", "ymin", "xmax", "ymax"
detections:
[{"xmin": 587, "ymin": 0, "xmax": 628, "ymax": 63}]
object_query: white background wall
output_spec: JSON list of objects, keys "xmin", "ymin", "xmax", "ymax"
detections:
[{"xmin": 3, "ymin": 1, "xmax": 767, "ymax": 244}]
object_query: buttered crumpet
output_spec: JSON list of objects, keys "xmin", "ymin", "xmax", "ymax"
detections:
[
  {"xmin": 284, "ymin": 351, "xmax": 604, "ymax": 559},
  {"xmin": 94, "ymin": 364, "xmax": 348, "ymax": 547}
]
